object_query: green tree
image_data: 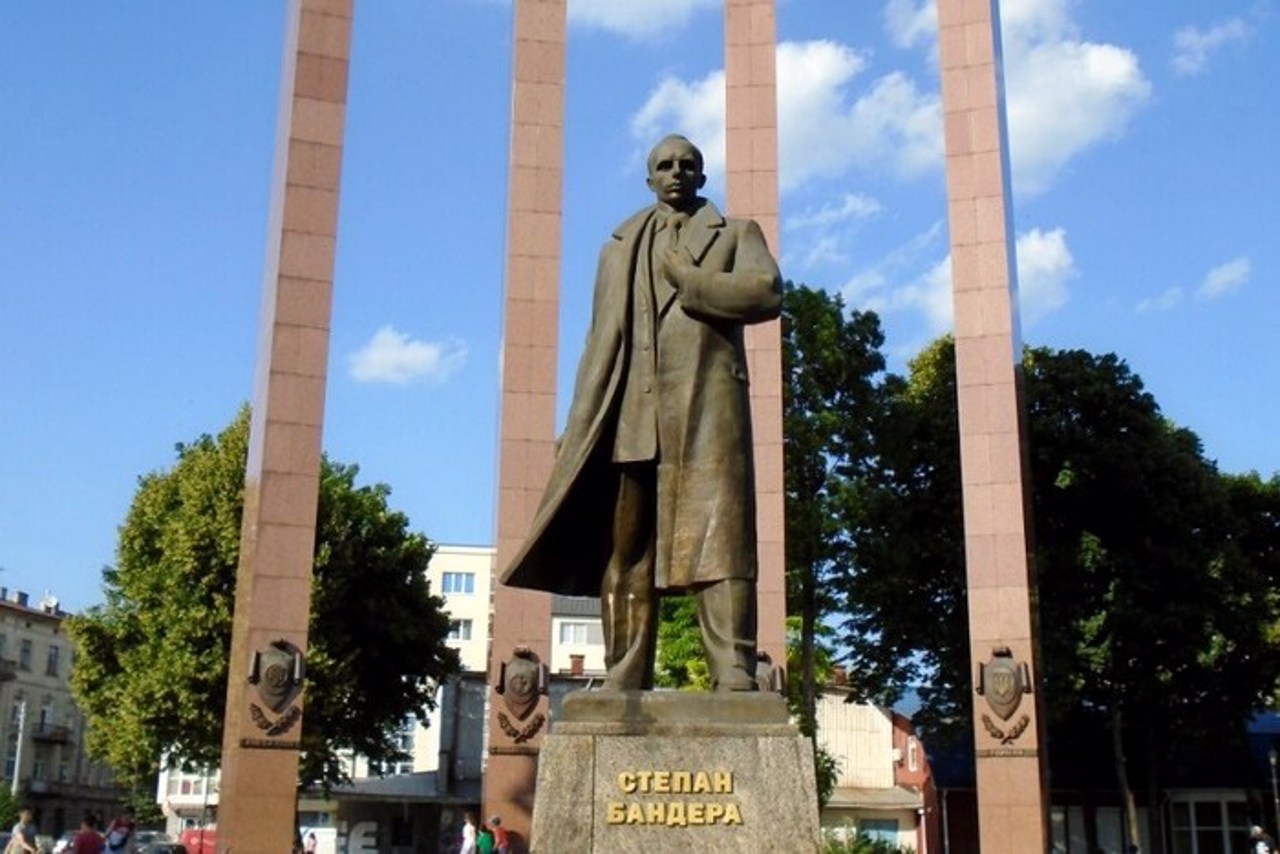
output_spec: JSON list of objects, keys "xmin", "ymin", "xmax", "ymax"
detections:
[
  {"xmin": 66, "ymin": 408, "xmax": 459, "ymax": 793},
  {"xmin": 781, "ymin": 283, "xmax": 886, "ymax": 736},
  {"xmin": 0, "ymin": 788, "xmax": 18, "ymax": 831},
  {"xmin": 655, "ymin": 595, "xmax": 709, "ymax": 690},
  {"xmin": 836, "ymin": 339, "xmax": 1280, "ymax": 852}
]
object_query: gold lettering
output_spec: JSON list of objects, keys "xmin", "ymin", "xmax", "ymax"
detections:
[
  {"xmin": 626, "ymin": 803, "xmax": 645, "ymax": 825},
  {"xmin": 618, "ymin": 772, "xmax": 637, "ymax": 794},
  {"xmin": 606, "ymin": 802, "xmax": 626, "ymax": 824},
  {"xmin": 653, "ymin": 770, "xmax": 671, "ymax": 793},
  {"xmin": 723, "ymin": 803, "xmax": 743, "ymax": 825},
  {"xmin": 646, "ymin": 803, "xmax": 664, "ymax": 824},
  {"xmin": 687, "ymin": 803, "xmax": 705, "ymax": 825},
  {"xmin": 665, "ymin": 803, "xmax": 687, "ymax": 827},
  {"xmin": 706, "ymin": 803, "xmax": 725, "ymax": 823},
  {"xmin": 713, "ymin": 771, "xmax": 734, "ymax": 794},
  {"xmin": 636, "ymin": 771, "xmax": 654, "ymax": 793},
  {"xmin": 693, "ymin": 771, "xmax": 711, "ymax": 794},
  {"xmin": 673, "ymin": 771, "xmax": 692, "ymax": 793}
]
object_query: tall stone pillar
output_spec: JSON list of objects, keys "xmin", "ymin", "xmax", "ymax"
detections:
[
  {"xmin": 484, "ymin": 0, "xmax": 566, "ymax": 846},
  {"xmin": 724, "ymin": 0, "xmax": 786, "ymax": 671},
  {"xmin": 937, "ymin": 1, "xmax": 1049, "ymax": 852},
  {"xmin": 217, "ymin": 1, "xmax": 352, "ymax": 851}
]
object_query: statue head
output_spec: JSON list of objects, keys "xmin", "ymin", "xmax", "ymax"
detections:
[{"xmin": 646, "ymin": 134, "xmax": 706, "ymax": 212}]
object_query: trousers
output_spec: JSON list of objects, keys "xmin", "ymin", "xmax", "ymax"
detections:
[{"xmin": 599, "ymin": 464, "xmax": 758, "ymax": 691}]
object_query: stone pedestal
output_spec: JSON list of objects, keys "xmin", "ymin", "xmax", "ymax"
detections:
[{"xmin": 530, "ymin": 691, "xmax": 820, "ymax": 853}]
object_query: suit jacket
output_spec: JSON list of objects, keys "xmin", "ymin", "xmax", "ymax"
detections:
[{"xmin": 500, "ymin": 198, "xmax": 782, "ymax": 595}]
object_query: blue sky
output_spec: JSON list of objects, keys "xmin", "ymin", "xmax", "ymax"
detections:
[{"xmin": 2, "ymin": 1, "xmax": 1276, "ymax": 613}]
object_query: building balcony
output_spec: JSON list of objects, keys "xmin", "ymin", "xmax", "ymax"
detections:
[{"xmin": 32, "ymin": 724, "xmax": 73, "ymax": 744}]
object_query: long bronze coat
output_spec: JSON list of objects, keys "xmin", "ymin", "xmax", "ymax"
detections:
[{"xmin": 500, "ymin": 199, "xmax": 782, "ymax": 597}]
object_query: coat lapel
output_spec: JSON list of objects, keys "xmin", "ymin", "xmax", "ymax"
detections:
[{"xmin": 658, "ymin": 200, "xmax": 724, "ymax": 317}]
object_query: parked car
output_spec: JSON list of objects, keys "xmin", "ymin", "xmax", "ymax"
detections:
[
  {"xmin": 131, "ymin": 830, "xmax": 171, "ymax": 852},
  {"xmin": 51, "ymin": 831, "xmax": 80, "ymax": 854},
  {"xmin": 138, "ymin": 844, "xmax": 187, "ymax": 854}
]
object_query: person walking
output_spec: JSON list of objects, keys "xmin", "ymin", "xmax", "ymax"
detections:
[
  {"xmin": 458, "ymin": 813, "xmax": 477, "ymax": 854},
  {"xmin": 488, "ymin": 817, "xmax": 509, "ymax": 854},
  {"xmin": 6, "ymin": 806, "xmax": 38, "ymax": 854},
  {"xmin": 103, "ymin": 808, "xmax": 135, "ymax": 854},
  {"xmin": 72, "ymin": 815, "xmax": 104, "ymax": 854}
]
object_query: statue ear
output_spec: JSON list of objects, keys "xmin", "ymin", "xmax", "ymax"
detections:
[{"xmin": 696, "ymin": 173, "xmax": 707, "ymax": 189}]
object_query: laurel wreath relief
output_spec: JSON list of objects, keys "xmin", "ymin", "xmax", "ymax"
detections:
[
  {"xmin": 250, "ymin": 703, "xmax": 303, "ymax": 736},
  {"xmin": 981, "ymin": 713, "xmax": 1030, "ymax": 745},
  {"xmin": 497, "ymin": 711, "xmax": 546, "ymax": 744}
]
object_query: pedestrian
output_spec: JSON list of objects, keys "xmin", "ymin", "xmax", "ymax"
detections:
[
  {"xmin": 304, "ymin": 832, "xmax": 317, "ymax": 854},
  {"xmin": 72, "ymin": 814, "xmax": 104, "ymax": 854},
  {"xmin": 458, "ymin": 813, "xmax": 477, "ymax": 854},
  {"xmin": 475, "ymin": 825, "xmax": 494, "ymax": 854},
  {"xmin": 6, "ymin": 806, "xmax": 38, "ymax": 854},
  {"xmin": 1251, "ymin": 825, "xmax": 1276, "ymax": 854},
  {"xmin": 102, "ymin": 808, "xmax": 135, "ymax": 854},
  {"xmin": 488, "ymin": 817, "xmax": 509, "ymax": 854}
]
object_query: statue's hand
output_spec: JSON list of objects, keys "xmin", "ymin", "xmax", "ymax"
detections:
[{"xmin": 660, "ymin": 247, "xmax": 696, "ymax": 290}]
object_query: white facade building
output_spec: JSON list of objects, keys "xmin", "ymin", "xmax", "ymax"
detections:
[
  {"xmin": 157, "ymin": 543, "xmax": 606, "ymax": 842},
  {"xmin": 0, "ymin": 589, "xmax": 126, "ymax": 838}
]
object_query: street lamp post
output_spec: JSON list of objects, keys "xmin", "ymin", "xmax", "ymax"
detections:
[
  {"xmin": 9, "ymin": 696, "xmax": 24, "ymax": 797},
  {"xmin": 1269, "ymin": 747, "xmax": 1280, "ymax": 840}
]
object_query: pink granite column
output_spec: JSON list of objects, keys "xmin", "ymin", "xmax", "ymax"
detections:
[
  {"xmin": 724, "ymin": 0, "xmax": 786, "ymax": 673},
  {"xmin": 483, "ymin": 0, "xmax": 565, "ymax": 845},
  {"xmin": 937, "ymin": 1, "xmax": 1049, "ymax": 852},
  {"xmin": 217, "ymin": 1, "xmax": 352, "ymax": 852}
]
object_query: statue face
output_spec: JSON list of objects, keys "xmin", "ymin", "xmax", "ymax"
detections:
[{"xmin": 646, "ymin": 137, "xmax": 705, "ymax": 211}]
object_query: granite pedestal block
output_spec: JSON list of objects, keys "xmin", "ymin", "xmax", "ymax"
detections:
[{"xmin": 530, "ymin": 690, "xmax": 821, "ymax": 853}]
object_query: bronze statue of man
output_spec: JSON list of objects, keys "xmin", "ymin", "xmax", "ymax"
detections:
[{"xmin": 501, "ymin": 135, "xmax": 782, "ymax": 691}]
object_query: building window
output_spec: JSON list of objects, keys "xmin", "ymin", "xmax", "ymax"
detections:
[
  {"xmin": 448, "ymin": 620, "xmax": 473, "ymax": 642},
  {"xmin": 858, "ymin": 819, "xmax": 899, "ymax": 844},
  {"xmin": 46, "ymin": 645, "xmax": 59, "ymax": 677},
  {"xmin": 441, "ymin": 572, "xmax": 475, "ymax": 595},
  {"xmin": 4, "ymin": 734, "xmax": 15, "ymax": 779},
  {"xmin": 9, "ymin": 698, "xmax": 22, "ymax": 725},
  {"xmin": 32, "ymin": 758, "xmax": 45, "ymax": 781},
  {"xmin": 0, "ymin": 634, "xmax": 7, "ymax": 660},
  {"xmin": 380, "ymin": 718, "xmax": 415, "ymax": 776},
  {"xmin": 558, "ymin": 621, "xmax": 602, "ymax": 646},
  {"xmin": 907, "ymin": 737, "xmax": 920, "ymax": 772},
  {"xmin": 1171, "ymin": 798, "xmax": 1250, "ymax": 854},
  {"xmin": 18, "ymin": 640, "xmax": 31, "ymax": 671}
]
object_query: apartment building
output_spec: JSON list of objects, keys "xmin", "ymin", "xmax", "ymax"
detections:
[{"xmin": 0, "ymin": 589, "xmax": 126, "ymax": 836}]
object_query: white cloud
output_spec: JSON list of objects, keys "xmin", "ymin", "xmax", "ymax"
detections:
[
  {"xmin": 347, "ymin": 326, "xmax": 467, "ymax": 385},
  {"xmin": 567, "ymin": 0, "xmax": 720, "ymax": 41},
  {"xmin": 632, "ymin": 71, "xmax": 728, "ymax": 180},
  {"xmin": 1197, "ymin": 256, "xmax": 1251, "ymax": 300},
  {"xmin": 874, "ymin": 0, "xmax": 1152, "ymax": 196},
  {"xmin": 884, "ymin": 0, "xmax": 937, "ymax": 49},
  {"xmin": 1172, "ymin": 18, "xmax": 1252, "ymax": 76},
  {"xmin": 786, "ymin": 193, "xmax": 883, "ymax": 231},
  {"xmin": 998, "ymin": 0, "xmax": 1152, "ymax": 195},
  {"xmin": 845, "ymin": 225, "xmax": 1074, "ymax": 332},
  {"xmin": 1136, "ymin": 287, "xmax": 1184, "ymax": 314},
  {"xmin": 632, "ymin": 40, "xmax": 941, "ymax": 191},
  {"xmin": 1014, "ymin": 227, "xmax": 1074, "ymax": 323},
  {"xmin": 788, "ymin": 234, "xmax": 850, "ymax": 271}
]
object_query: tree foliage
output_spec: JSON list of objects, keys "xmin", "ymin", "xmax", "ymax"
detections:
[
  {"xmin": 66, "ymin": 408, "xmax": 459, "ymax": 793},
  {"xmin": 655, "ymin": 595, "xmax": 709, "ymax": 690},
  {"xmin": 835, "ymin": 337, "xmax": 1280, "ymax": 782},
  {"xmin": 781, "ymin": 282, "xmax": 886, "ymax": 734}
]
